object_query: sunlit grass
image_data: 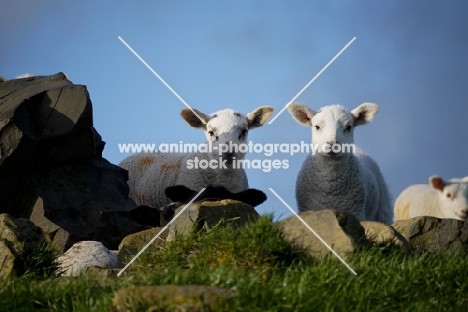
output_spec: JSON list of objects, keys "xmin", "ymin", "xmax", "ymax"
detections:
[{"xmin": 1, "ymin": 215, "xmax": 467, "ymax": 311}]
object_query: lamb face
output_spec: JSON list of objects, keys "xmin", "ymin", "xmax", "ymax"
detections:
[
  {"xmin": 311, "ymin": 105, "xmax": 356, "ymax": 157},
  {"xmin": 431, "ymin": 176, "xmax": 468, "ymax": 220},
  {"xmin": 287, "ymin": 103, "xmax": 379, "ymax": 158},
  {"xmin": 181, "ymin": 106, "xmax": 274, "ymax": 167},
  {"xmin": 206, "ymin": 109, "xmax": 249, "ymax": 165}
]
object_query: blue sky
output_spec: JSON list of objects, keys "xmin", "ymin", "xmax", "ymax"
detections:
[{"xmin": 2, "ymin": 1, "xmax": 468, "ymax": 220}]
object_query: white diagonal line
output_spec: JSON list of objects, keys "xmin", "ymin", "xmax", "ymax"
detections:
[
  {"xmin": 268, "ymin": 188, "xmax": 357, "ymax": 275},
  {"xmin": 268, "ymin": 37, "xmax": 356, "ymax": 124},
  {"xmin": 118, "ymin": 36, "xmax": 206, "ymax": 124},
  {"xmin": 117, "ymin": 188, "xmax": 206, "ymax": 276}
]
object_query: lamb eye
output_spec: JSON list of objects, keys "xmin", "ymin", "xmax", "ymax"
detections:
[
  {"xmin": 208, "ymin": 131, "xmax": 218, "ymax": 140},
  {"xmin": 446, "ymin": 193, "xmax": 453, "ymax": 199},
  {"xmin": 314, "ymin": 125, "xmax": 321, "ymax": 130}
]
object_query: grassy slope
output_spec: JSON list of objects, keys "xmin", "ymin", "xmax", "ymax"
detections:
[{"xmin": 1, "ymin": 215, "xmax": 467, "ymax": 311}]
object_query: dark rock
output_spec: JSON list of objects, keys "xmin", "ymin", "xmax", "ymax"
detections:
[
  {"xmin": 0, "ymin": 73, "xmax": 100, "ymax": 167},
  {"xmin": 91, "ymin": 211, "xmax": 146, "ymax": 250},
  {"xmin": 33, "ymin": 158, "xmax": 135, "ymax": 218},
  {"xmin": 392, "ymin": 216, "xmax": 468, "ymax": 252},
  {"xmin": 0, "ymin": 73, "xmax": 102, "ymax": 216},
  {"xmin": 130, "ymin": 205, "xmax": 162, "ymax": 228},
  {"xmin": 130, "ymin": 203, "xmax": 177, "ymax": 228},
  {"xmin": 0, "ymin": 73, "xmax": 144, "ymax": 251}
]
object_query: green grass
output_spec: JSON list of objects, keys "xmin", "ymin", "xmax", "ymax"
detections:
[
  {"xmin": 17, "ymin": 240, "xmax": 61, "ymax": 279},
  {"xmin": 1, "ymin": 215, "xmax": 467, "ymax": 311}
]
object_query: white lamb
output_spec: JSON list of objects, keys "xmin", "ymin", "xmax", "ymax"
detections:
[
  {"xmin": 394, "ymin": 175, "xmax": 468, "ymax": 221},
  {"xmin": 287, "ymin": 102, "xmax": 392, "ymax": 224},
  {"xmin": 119, "ymin": 106, "xmax": 274, "ymax": 208}
]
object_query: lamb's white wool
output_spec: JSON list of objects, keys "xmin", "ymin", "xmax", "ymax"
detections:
[
  {"xmin": 120, "ymin": 106, "xmax": 274, "ymax": 208},
  {"xmin": 287, "ymin": 102, "xmax": 392, "ymax": 224},
  {"xmin": 394, "ymin": 175, "xmax": 468, "ymax": 221}
]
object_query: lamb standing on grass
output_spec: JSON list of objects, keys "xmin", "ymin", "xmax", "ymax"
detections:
[
  {"xmin": 120, "ymin": 106, "xmax": 274, "ymax": 209},
  {"xmin": 394, "ymin": 176, "xmax": 468, "ymax": 221},
  {"xmin": 287, "ymin": 102, "xmax": 392, "ymax": 224}
]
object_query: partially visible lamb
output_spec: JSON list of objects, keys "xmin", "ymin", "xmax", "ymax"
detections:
[
  {"xmin": 120, "ymin": 106, "xmax": 274, "ymax": 209},
  {"xmin": 394, "ymin": 175, "xmax": 468, "ymax": 221},
  {"xmin": 287, "ymin": 102, "xmax": 392, "ymax": 224},
  {"xmin": 165, "ymin": 184, "xmax": 267, "ymax": 207},
  {"xmin": 130, "ymin": 184, "xmax": 267, "ymax": 227}
]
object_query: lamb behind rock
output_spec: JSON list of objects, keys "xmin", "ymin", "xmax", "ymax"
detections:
[
  {"xmin": 120, "ymin": 106, "xmax": 274, "ymax": 209},
  {"xmin": 130, "ymin": 184, "xmax": 267, "ymax": 227},
  {"xmin": 394, "ymin": 175, "xmax": 468, "ymax": 221},
  {"xmin": 287, "ymin": 102, "xmax": 392, "ymax": 224}
]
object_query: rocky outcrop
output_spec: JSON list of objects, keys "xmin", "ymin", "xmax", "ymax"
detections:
[
  {"xmin": 0, "ymin": 213, "xmax": 45, "ymax": 279},
  {"xmin": 0, "ymin": 73, "xmax": 100, "ymax": 216},
  {"xmin": 392, "ymin": 216, "xmax": 468, "ymax": 252},
  {"xmin": 278, "ymin": 209, "xmax": 369, "ymax": 259},
  {"xmin": 111, "ymin": 285, "xmax": 239, "ymax": 312},
  {"xmin": 0, "ymin": 73, "xmax": 144, "ymax": 251}
]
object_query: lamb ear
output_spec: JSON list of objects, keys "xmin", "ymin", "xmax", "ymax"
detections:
[
  {"xmin": 352, "ymin": 103, "xmax": 379, "ymax": 127},
  {"xmin": 247, "ymin": 106, "xmax": 275, "ymax": 129},
  {"xmin": 233, "ymin": 189, "xmax": 267, "ymax": 207},
  {"xmin": 429, "ymin": 176, "xmax": 445, "ymax": 191},
  {"xmin": 165, "ymin": 185, "xmax": 198, "ymax": 203},
  {"xmin": 180, "ymin": 108, "xmax": 210, "ymax": 129},
  {"xmin": 287, "ymin": 102, "xmax": 316, "ymax": 127}
]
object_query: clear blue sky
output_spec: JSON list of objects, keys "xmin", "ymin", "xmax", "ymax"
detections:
[{"xmin": 2, "ymin": 1, "xmax": 468, "ymax": 220}]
